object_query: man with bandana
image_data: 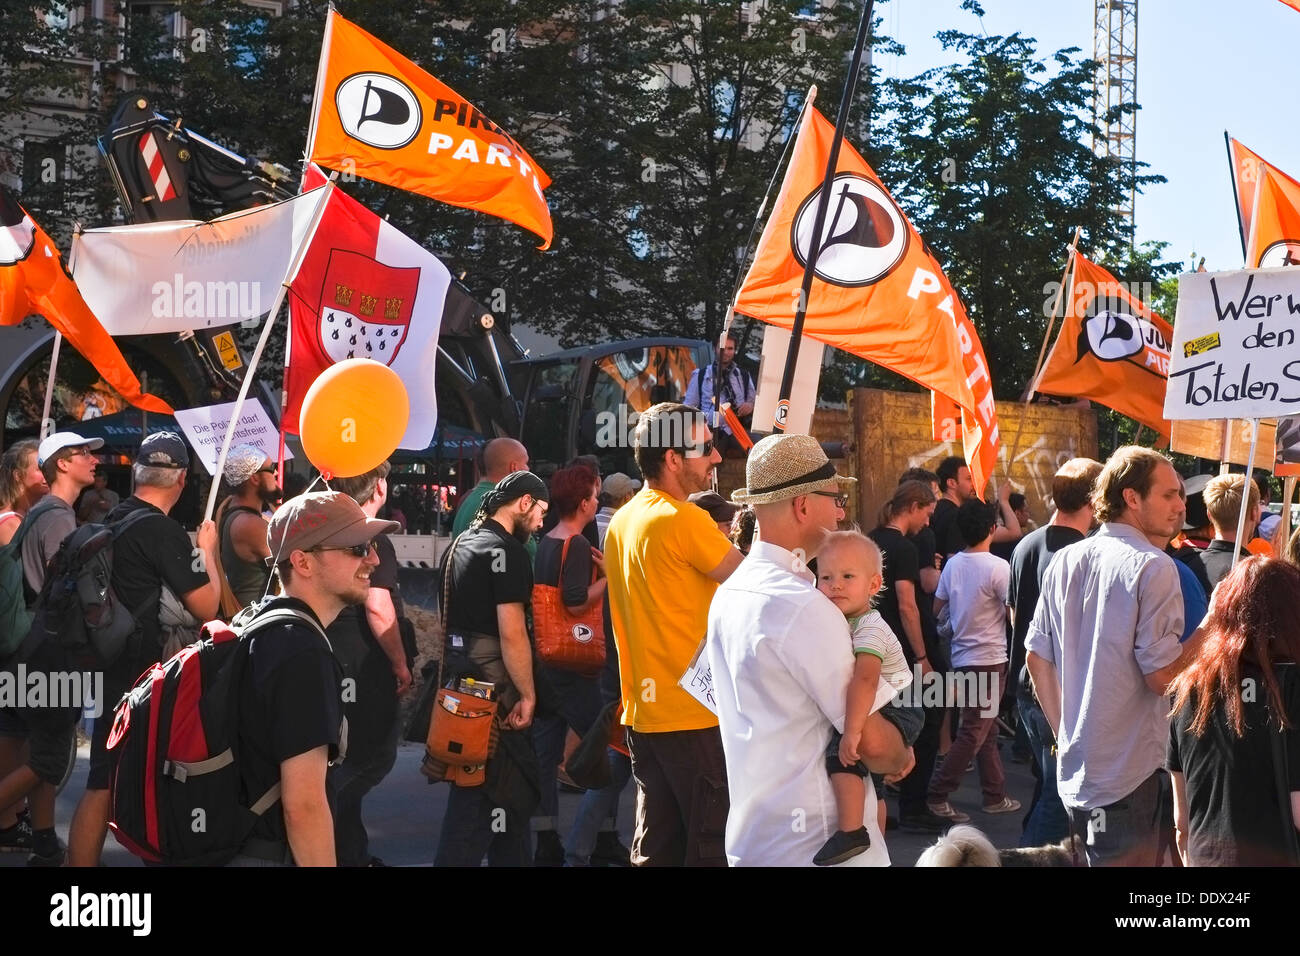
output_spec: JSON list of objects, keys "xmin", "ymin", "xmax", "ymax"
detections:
[
  {"xmin": 434, "ymin": 471, "xmax": 550, "ymax": 866},
  {"xmin": 218, "ymin": 444, "xmax": 279, "ymax": 609}
]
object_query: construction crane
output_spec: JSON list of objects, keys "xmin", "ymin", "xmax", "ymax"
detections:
[{"xmin": 1092, "ymin": 0, "xmax": 1138, "ymax": 239}]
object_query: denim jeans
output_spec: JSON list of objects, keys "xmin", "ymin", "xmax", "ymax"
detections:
[
  {"xmin": 434, "ymin": 781, "xmax": 532, "ymax": 867},
  {"xmin": 329, "ymin": 709, "xmax": 401, "ymax": 866},
  {"xmin": 1016, "ymin": 686, "xmax": 1070, "ymax": 847},
  {"xmin": 565, "ymin": 747, "xmax": 632, "ymax": 866},
  {"xmin": 532, "ymin": 666, "xmax": 601, "ymax": 832}
]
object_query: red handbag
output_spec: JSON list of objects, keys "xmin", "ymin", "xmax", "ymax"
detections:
[{"xmin": 532, "ymin": 536, "xmax": 606, "ymax": 675}]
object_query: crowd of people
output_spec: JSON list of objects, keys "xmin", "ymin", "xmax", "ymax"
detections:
[{"xmin": 0, "ymin": 405, "xmax": 1298, "ymax": 868}]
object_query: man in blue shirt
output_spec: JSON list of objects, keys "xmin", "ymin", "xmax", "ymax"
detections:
[{"xmin": 684, "ymin": 331, "xmax": 754, "ymax": 457}]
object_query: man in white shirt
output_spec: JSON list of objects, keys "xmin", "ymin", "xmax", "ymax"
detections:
[{"xmin": 706, "ymin": 434, "xmax": 913, "ymax": 866}]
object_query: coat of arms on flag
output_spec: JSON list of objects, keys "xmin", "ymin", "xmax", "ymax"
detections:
[{"xmin": 316, "ymin": 250, "xmax": 418, "ymax": 365}]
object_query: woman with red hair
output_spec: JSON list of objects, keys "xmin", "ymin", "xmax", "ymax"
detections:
[
  {"xmin": 531, "ymin": 465, "xmax": 619, "ymax": 864},
  {"xmin": 1167, "ymin": 557, "xmax": 1300, "ymax": 865}
]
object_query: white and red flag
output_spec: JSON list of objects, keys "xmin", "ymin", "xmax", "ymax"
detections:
[{"xmin": 284, "ymin": 177, "xmax": 448, "ymax": 450}]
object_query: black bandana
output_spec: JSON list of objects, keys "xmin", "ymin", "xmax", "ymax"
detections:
[{"xmin": 477, "ymin": 470, "xmax": 549, "ymax": 520}]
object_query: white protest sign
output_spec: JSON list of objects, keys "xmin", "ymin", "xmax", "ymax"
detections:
[
  {"xmin": 173, "ymin": 398, "xmax": 291, "ymax": 476},
  {"xmin": 678, "ymin": 638, "xmax": 717, "ymax": 716},
  {"xmin": 1165, "ymin": 267, "xmax": 1300, "ymax": 421}
]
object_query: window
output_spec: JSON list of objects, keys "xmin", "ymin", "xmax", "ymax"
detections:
[{"xmin": 124, "ymin": 2, "xmax": 181, "ymax": 61}]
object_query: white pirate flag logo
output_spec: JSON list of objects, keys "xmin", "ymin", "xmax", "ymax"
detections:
[
  {"xmin": 316, "ymin": 249, "xmax": 419, "ymax": 365},
  {"xmin": 1257, "ymin": 240, "xmax": 1300, "ymax": 269},
  {"xmin": 790, "ymin": 173, "xmax": 908, "ymax": 287},
  {"xmin": 0, "ymin": 189, "xmax": 37, "ymax": 266},
  {"xmin": 1077, "ymin": 309, "xmax": 1170, "ymax": 379},
  {"xmin": 335, "ymin": 72, "xmax": 422, "ymax": 150}
]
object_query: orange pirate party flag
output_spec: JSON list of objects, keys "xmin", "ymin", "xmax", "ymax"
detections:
[
  {"xmin": 306, "ymin": 8, "xmax": 553, "ymax": 248},
  {"xmin": 734, "ymin": 99, "xmax": 999, "ymax": 497}
]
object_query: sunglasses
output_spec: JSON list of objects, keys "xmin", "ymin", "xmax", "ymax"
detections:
[
  {"xmin": 257, "ymin": 465, "xmax": 278, "ymax": 474},
  {"xmin": 810, "ymin": 491, "xmax": 849, "ymax": 508},
  {"xmin": 679, "ymin": 438, "xmax": 716, "ymax": 459},
  {"xmin": 311, "ymin": 540, "xmax": 377, "ymax": 559}
]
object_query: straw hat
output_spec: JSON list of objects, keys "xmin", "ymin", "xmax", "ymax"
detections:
[{"xmin": 730, "ymin": 434, "xmax": 856, "ymax": 505}]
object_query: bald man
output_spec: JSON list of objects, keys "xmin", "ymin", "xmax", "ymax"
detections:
[{"xmin": 451, "ymin": 438, "xmax": 530, "ymax": 539}]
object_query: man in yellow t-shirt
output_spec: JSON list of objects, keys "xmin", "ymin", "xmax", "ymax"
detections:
[{"xmin": 604, "ymin": 402, "xmax": 744, "ymax": 866}]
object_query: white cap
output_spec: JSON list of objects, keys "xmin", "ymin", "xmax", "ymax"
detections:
[{"xmin": 37, "ymin": 431, "xmax": 103, "ymax": 466}]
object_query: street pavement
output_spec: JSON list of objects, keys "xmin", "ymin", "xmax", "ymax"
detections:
[{"xmin": 2, "ymin": 733, "xmax": 1039, "ymax": 867}]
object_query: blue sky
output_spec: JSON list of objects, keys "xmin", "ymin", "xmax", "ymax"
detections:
[{"xmin": 874, "ymin": 0, "xmax": 1300, "ymax": 272}]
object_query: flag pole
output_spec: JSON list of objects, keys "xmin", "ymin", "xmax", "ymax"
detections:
[
  {"xmin": 203, "ymin": 183, "xmax": 334, "ymax": 521},
  {"xmin": 1003, "ymin": 229, "xmax": 1080, "ymax": 486},
  {"xmin": 40, "ymin": 223, "xmax": 83, "ymax": 438},
  {"xmin": 39, "ymin": 332, "xmax": 62, "ymax": 441},
  {"xmin": 725, "ymin": 85, "xmax": 816, "ymax": 325},
  {"xmin": 719, "ymin": 86, "xmax": 815, "ymax": 438},
  {"xmin": 1245, "ymin": 158, "xmax": 1267, "ymax": 268},
  {"xmin": 772, "ymin": 0, "xmax": 875, "ymax": 433},
  {"xmin": 1022, "ymin": 226, "xmax": 1080, "ymax": 402},
  {"xmin": 1225, "ymin": 131, "xmax": 1248, "ymax": 263},
  {"xmin": 302, "ymin": 2, "xmax": 335, "ymax": 169}
]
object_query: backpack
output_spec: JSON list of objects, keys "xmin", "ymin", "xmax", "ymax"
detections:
[
  {"xmin": 24, "ymin": 507, "xmax": 163, "ymax": 669},
  {"xmin": 105, "ymin": 601, "xmax": 332, "ymax": 866},
  {"xmin": 0, "ymin": 498, "xmax": 68, "ymax": 662}
]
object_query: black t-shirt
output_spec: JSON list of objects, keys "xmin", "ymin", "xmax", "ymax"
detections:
[
  {"xmin": 1173, "ymin": 542, "xmax": 1213, "ymax": 596},
  {"xmin": 930, "ymin": 498, "xmax": 962, "ymax": 563},
  {"xmin": 237, "ymin": 597, "xmax": 343, "ymax": 849},
  {"xmin": 443, "ymin": 519, "xmax": 532, "ymax": 639},
  {"xmin": 1167, "ymin": 664, "xmax": 1300, "ymax": 866},
  {"xmin": 990, "ymin": 537, "xmax": 1019, "ymax": 563},
  {"xmin": 909, "ymin": 525, "xmax": 941, "ymax": 642},
  {"xmin": 107, "ymin": 497, "xmax": 209, "ymax": 664},
  {"xmin": 1185, "ymin": 539, "xmax": 1250, "ymax": 595},
  {"xmin": 326, "ymin": 534, "xmax": 401, "ymax": 758},
  {"xmin": 534, "ymin": 534, "xmax": 593, "ymax": 607},
  {"xmin": 1008, "ymin": 525, "xmax": 1085, "ymax": 697},
  {"xmin": 868, "ymin": 526, "xmax": 921, "ymax": 663}
]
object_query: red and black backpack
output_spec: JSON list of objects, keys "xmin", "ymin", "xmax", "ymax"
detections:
[{"xmin": 106, "ymin": 602, "xmax": 329, "ymax": 866}]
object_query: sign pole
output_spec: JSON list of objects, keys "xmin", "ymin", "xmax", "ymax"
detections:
[{"xmin": 1231, "ymin": 418, "xmax": 1260, "ymax": 572}]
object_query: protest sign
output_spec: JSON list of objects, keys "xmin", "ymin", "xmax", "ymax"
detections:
[
  {"xmin": 173, "ymin": 398, "xmax": 291, "ymax": 476},
  {"xmin": 1165, "ymin": 268, "xmax": 1300, "ymax": 421},
  {"xmin": 678, "ymin": 639, "xmax": 717, "ymax": 717}
]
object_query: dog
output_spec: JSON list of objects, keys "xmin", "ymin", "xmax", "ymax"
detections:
[{"xmin": 915, "ymin": 825, "xmax": 1083, "ymax": 867}]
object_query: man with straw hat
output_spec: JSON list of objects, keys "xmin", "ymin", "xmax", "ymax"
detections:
[{"xmin": 706, "ymin": 434, "xmax": 913, "ymax": 866}]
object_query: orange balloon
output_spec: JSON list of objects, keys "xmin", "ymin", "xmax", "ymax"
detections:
[{"xmin": 299, "ymin": 359, "xmax": 409, "ymax": 478}]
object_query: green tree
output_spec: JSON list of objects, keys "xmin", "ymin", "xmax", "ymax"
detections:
[{"xmin": 831, "ymin": 10, "xmax": 1177, "ymax": 406}]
